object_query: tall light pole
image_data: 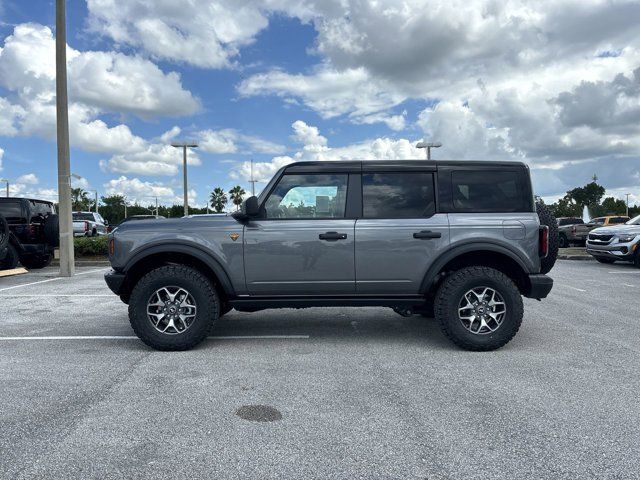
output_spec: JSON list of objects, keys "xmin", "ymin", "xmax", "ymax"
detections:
[
  {"xmin": 625, "ymin": 193, "xmax": 631, "ymax": 217},
  {"xmin": 249, "ymin": 158, "xmax": 257, "ymax": 196},
  {"xmin": 416, "ymin": 141, "xmax": 442, "ymax": 160},
  {"xmin": 171, "ymin": 141, "xmax": 198, "ymax": 217},
  {"xmin": 0, "ymin": 178, "xmax": 8, "ymax": 197},
  {"xmin": 56, "ymin": 0, "xmax": 74, "ymax": 277}
]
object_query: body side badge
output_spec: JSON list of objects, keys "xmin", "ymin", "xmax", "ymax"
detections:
[{"xmin": 230, "ymin": 233, "xmax": 240, "ymax": 242}]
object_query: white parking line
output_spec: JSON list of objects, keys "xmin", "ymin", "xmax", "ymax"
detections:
[
  {"xmin": 0, "ymin": 268, "xmax": 109, "ymax": 292},
  {"xmin": 0, "ymin": 294, "xmax": 117, "ymax": 297},
  {"xmin": 559, "ymin": 284, "xmax": 587, "ymax": 292},
  {"xmin": 0, "ymin": 335, "xmax": 310, "ymax": 341},
  {"xmin": 607, "ymin": 271, "xmax": 640, "ymax": 274}
]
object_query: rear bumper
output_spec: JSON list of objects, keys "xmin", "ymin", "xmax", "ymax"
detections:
[
  {"xmin": 104, "ymin": 270, "xmax": 126, "ymax": 295},
  {"xmin": 525, "ymin": 274, "xmax": 553, "ymax": 299}
]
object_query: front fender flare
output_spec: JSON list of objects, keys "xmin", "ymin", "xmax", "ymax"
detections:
[{"xmin": 123, "ymin": 241, "xmax": 236, "ymax": 296}]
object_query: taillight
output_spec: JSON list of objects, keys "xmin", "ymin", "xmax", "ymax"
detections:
[
  {"xmin": 109, "ymin": 238, "xmax": 115, "ymax": 256},
  {"xmin": 571, "ymin": 225, "xmax": 576, "ymax": 234},
  {"xmin": 539, "ymin": 226, "xmax": 549, "ymax": 257},
  {"xmin": 84, "ymin": 221, "xmax": 89, "ymax": 232}
]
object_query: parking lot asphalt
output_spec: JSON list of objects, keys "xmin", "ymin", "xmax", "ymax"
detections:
[{"xmin": 0, "ymin": 260, "xmax": 638, "ymax": 479}]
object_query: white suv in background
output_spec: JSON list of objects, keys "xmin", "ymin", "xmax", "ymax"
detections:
[{"xmin": 586, "ymin": 215, "xmax": 640, "ymax": 267}]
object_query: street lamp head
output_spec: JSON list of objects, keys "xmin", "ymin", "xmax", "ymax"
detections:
[
  {"xmin": 171, "ymin": 141, "xmax": 199, "ymax": 148},
  {"xmin": 416, "ymin": 141, "xmax": 442, "ymax": 149},
  {"xmin": 0, "ymin": 178, "xmax": 8, "ymax": 182},
  {"xmin": 71, "ymin": 173, "xmax": 83, "ymax": 180}
]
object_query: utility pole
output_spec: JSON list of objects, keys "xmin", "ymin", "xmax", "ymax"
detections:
[
  {"xmin": 155, "ymin": 196, "xmax": 158, "ymax": 216},
  {"xmin": 0, "ymin": 178, "xmax": 8, "ymax": 197},
  {"xmin": 416, "ymin": 141, "xmax": 442, "ymax": 160},
  {"xmin": 626, "ymin": 193, "xmax": 631, "ymax": 217},
  {"xmin": 56, "ymin": 0, "xmax": 75, "ymax": 277},
  {"xmin": 249, "ymin": 158, "xmax": 257, "ymax": 196},
  {"xmin": 171, "ymin": 141, "xmax": 198, "ymax": 216}
]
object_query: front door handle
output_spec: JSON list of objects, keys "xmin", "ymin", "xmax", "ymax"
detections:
[
  {"xmin": 319, "ymin": 231, "xmax": 348, "ymax": 241},
  {"xmin": 413, "ymin": 230, "xmax": 442, "ymax": 239}
]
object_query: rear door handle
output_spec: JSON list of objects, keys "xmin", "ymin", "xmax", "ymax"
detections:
[
  {"xmin": 319, "ymin": 231, "xmax": 348, "ymax": 241},
  {"xmin": 413, "ymin": 230, "xmax": 442, "ymax": 239}
]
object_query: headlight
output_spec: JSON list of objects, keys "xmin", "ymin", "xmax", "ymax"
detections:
[{"xmin": 617, "ymin": 234, "xmax": 637, "ymax": 243}]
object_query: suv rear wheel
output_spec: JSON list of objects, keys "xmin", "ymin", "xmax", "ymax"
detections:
[
  {"xmin": 128, "ymin": 265, "xmax": 220, "ymax": 351},
  {"xmin": 434, "ymin": 266, "xmax": 523, "ymax": 351},
  {"xmin": 20, "ymin": 254, "xmax": 53, "ymax": 269},
  {"xmin": 0, "ymin": 244, "xmax": 19, "ymax": 270}
]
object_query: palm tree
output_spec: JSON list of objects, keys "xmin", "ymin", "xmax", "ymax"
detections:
[
  {"xmin": 209, "ymin": 187, "xmax": 228, "ymax": 213},
  {"xmin": 229, "ymin": 185, "xmax": 246, "ymax": 211},
  {"xmin": 71, "ymin": 187, "xmax": 90, "ymax": 211}
]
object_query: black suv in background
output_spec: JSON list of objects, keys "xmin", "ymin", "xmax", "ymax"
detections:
[{"xmin": 0, "ymin": 198, "xmax": 59, "ymax": 270}]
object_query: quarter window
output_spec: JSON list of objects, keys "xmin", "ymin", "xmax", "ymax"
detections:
[
  {"xmin": 264, "ymin": 174, "xmax": 348, "ymax": 219},
  {"xmin": 452, "ymin": 170, "xmax": 529, "ymax": 212},
  {"xmin": 362, "ymin": 173, "xmax": 435, "ymax": 218}
]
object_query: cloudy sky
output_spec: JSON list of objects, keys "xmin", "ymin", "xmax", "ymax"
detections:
[{"xmin": 0, "ymin": 0, "xmax": 639, "ymax": 207}]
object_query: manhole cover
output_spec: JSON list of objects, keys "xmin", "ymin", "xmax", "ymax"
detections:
[{"xmin": 235, "ymin": 405, "xmax": 282, "ymax": 422}]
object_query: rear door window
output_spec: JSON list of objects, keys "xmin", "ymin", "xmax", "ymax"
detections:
[
  {"xmin": 0, "ymin": 201, "xmax": 24, "ymax": 223},
  {"xmin": 451, "ymin": 170, "xmax": 529, "ymax": 212},
  {"xmin": 362, "ymin": 172, "xmax": 435, "ymax": 218}
]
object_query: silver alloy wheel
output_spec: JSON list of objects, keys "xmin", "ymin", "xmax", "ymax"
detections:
[
  {"xmin": 457, "ymin": 286, "xmax": 506, "ymax": 335},
  {"xmin": 147, "ymin": 286, "xmax": 197, "ymax": 335}
]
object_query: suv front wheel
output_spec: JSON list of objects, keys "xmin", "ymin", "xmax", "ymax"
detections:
[
  {"xmin": 128, "ymin": 265, "xmax": 220, "ymax": 351},
  {"xmin": 434, "ymin": 266, "xmax": 523, "ymax": 351}
]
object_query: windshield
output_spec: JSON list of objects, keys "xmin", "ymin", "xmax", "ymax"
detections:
[{"xmin": 625, "ymin": 214, "xmax": 640, "ymax": 225}]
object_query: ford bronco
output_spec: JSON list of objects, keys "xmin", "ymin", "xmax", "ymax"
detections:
[{"xmin": 105, "ymin": 160, "xmax": 556, "ymax": 351}]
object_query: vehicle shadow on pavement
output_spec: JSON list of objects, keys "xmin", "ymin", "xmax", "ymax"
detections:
[{"xmin": 209, "ymin": 308, "xmax": 453, "ymax": 349}]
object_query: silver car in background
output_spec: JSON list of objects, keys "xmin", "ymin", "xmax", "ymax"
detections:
[{"xmin": 586, "ymin": 214, "xmax": 640, "ymax": 266}]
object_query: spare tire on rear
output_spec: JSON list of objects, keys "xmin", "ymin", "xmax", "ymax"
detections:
[
  {"xmin": 536, "ymin": 201, "xmax": 558, "ymax": 274},
  {"xmin": 0, "ymin": 213, "xmax": 8, "ymax": 251},
  {"xmin": 44, "ymin": 214, "xmax": 60, "ymax": 247}
]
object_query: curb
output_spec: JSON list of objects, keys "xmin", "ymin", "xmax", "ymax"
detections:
[
  {"xmin": 51, "ymin": 261, "xmax": 111, "ymax": 267},
  {"xmin": 557, "ymin": 255, "xmax": 593, "ymax": 261}
]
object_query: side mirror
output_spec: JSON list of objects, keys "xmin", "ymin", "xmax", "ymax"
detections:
[{"xmin": 243, "ymin": 196, "xmax": 260, "ymax": 217}]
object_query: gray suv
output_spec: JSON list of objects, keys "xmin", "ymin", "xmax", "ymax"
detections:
[{"xmin": 105, "ymin": 160, "xmax": 554, "ymax": 351}]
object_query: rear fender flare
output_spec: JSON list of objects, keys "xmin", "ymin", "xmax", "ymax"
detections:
[{"xmin": 419, "ymin": 241, "xmax": 532, "ymax": 294}]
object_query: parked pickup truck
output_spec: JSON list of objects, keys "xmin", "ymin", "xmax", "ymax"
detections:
[
  {"xmin": 105, "ymin": 160, "xmax": 558, "ymax": 352},
  {"xmin": 557, "ymin": 217, "xmax": 593, "ymax": 248},
  {"xmin": 73, "ymin": 211, "xmax": 108, "ymax": 237}
]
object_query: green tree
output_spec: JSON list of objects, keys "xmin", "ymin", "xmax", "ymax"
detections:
[
  {"xmin": 229, "ymin": 185, "xmax": 246, "ymax": 211},
  {"xmin": 210, "ymin": 187, "xmax": 228, "ymax": 213},
  {"xmin": 71, "ymin": 188, "xmax": 91, "ymax": 211},
  {"xmin": 566, "ymin": 182, "xmax": 605, "ymax": 208},
  {"xmin": 100, "ymin": 195, "xmax": 126, "ymax": 224}
]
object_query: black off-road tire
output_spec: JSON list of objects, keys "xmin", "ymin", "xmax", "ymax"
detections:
[
  {"xmin": 44, "ymin": 214, "xmax": 60, "ymax": 247},
  {"xmin": 20, "ymin": 254, "xmax": 53, "ymax": 269},
  {"xmin": 536, "ymin": 201, "xmax": 558, "ymax": 274},
  {"xmin": 0, "ymin": 214, "xmax": 8, "ymax": 251},
  {"xmin": 434, "ymin": 266, "xmax": 524, "ymax": 351},
  {"xmin": 595, "ymin": 257, "xmax": 615, "ymax": 264},
  {"xmin": 0, "ymin": 243, "xmax": 19, "ymax": 270},
  {"xmin": 558, "ymin": 234, "xmax": 569, "ymax": 249},
  {"xmin": 128, "ymin": 265, "xmax": 220, "ymax": 351}
]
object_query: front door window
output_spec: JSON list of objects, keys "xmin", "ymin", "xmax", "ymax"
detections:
[{"xmin": 264, "ymin": 174, "xmax": 348, "ymax": 219}]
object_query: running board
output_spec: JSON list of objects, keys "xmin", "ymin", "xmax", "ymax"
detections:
[{"xmin": 229, "ymin": 296, "xmax": 427, "ymax": 310}]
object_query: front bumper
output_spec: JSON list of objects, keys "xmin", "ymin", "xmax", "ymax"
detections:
[
  {"xmin": 525, "ymin": 274, "xmax": 553, "ymax": 299},
  {"xmin": 586, "ymin": 241, "xmax": 638, "ymax": 262},
  {"xmin": 104, "ymin": 270, "xmax": 126, "ymax": 295}
]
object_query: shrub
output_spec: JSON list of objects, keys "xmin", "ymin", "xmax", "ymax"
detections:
[{"xmin": 74, "ymin": 236, "xmax": 109, "ymax": 256}]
